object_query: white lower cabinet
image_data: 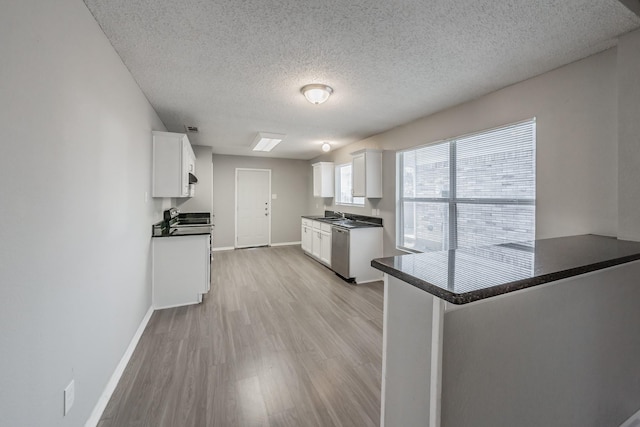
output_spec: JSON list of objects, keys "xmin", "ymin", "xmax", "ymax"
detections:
[
  {"xmin": 311, "ymin": 227, "xmax": 321, "ymax": 259},
  {"xmin": 301, "ymin": 224, "xmax": 312, "ymax": 252},
  {"xmin": 345, "ymin": 227, "xmax": 383, "ymax": 283},
  {"xmin": 301, "ymin": 219, "xmax": 331, "ymax": 267},
  {"xmin": 301, "ymin": 218, "xmax": 313, "ymax": 252},
  {"xmin": 152, "ymin": 234, "xmax": 210, "ymax": 309},
  {"xmin": 302, "ymin": 217, "xmax": 383, "ymax": 283},
  {"xmin": 320, "ymin": 229, "xmax": 331, "ymax": 265}
]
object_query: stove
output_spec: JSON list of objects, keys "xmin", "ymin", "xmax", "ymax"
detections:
[{"xmin": 153, "ymin": 208, "xmax": 213, "ymax": 237}]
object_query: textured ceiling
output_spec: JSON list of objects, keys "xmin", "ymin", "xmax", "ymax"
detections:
[{"xmin": 83, "ymin": 0, "xmax": 640, "ymax": 160}]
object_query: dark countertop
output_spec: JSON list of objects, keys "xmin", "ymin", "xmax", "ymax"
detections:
[
  {"xmin": 371, "ymin": 234, "xmax": 640, "ymax": 305},
  {"xmin": 153, "ymin": 229, "xmax": 211, "ymax": 237},
  {"xmin": 302, "ymin": 211, "xmax": 383, "ymax": 229}
]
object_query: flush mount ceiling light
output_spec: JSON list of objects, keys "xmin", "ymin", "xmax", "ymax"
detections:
[
  {"xmin": 301, "ymin": 84, "xmax": 333, "ymax": 105},
  {"xmin": 321, "ymin": 142, "xmax": 331, "ymax": 152},
  {"xmin": 251, "ymin": 132, "xmax": 285, "ymax": 152}
]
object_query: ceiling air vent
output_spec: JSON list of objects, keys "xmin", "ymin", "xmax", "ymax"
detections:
[{"xmin": 184, "ymin": 125, "xmax": 199, "ymax": 133}]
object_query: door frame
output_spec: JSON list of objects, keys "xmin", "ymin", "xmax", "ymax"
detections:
[{"xmin": 234, "ymin": 168, "xmax": 272, "ymax": 248}]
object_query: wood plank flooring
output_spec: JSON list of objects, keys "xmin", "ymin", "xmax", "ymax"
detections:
[{"xmin": 98, "ymin": 245, "xmax": 384, "ymax": 427}]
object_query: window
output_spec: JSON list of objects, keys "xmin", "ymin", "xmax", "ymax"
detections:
[
  {"xmin": 398, "ymin": 119, "xmax": 536, "ymax": 252},
  {"xmin": 336, "ymin": 163, "xmax": 365, "ymax": 206}
]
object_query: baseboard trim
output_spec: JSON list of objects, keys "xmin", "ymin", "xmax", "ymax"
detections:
[
  {"xmin": 356, "ymin": 277, "xmax": 384, "ymax": 284},
  {"xmin": 84, "ymin": 306, "xmax": 154, "ymax": 427},
  {"xmin": 212, "ymin": 246, "xmax": 235, "ymax": 252},
  {"xmin": 270, "ymin": 241, "xmax": 302, "ymax": 247}
]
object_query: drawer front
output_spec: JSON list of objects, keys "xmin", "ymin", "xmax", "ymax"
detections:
[
  {"xmin": 312, "ymin": 220, "xmax": 322, "ymax": 230},
  {"xmin": 321, "ymin": 223, "xmax": 332, "ymax": 233},
  {"xmin": 302, "ymin": 218, "xmax": 312, "ymax": 227}
]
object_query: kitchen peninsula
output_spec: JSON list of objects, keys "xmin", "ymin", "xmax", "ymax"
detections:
[{"xmin": 372, "ymin": 234, "xmax": 640, "ymax": 427}]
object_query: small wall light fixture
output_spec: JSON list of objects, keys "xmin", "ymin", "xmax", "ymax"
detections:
[{"xmin": 301, "ymin": 84, "xmax": 333, "ymax": 105}]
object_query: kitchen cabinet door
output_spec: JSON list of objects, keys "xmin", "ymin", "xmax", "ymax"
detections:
[
  {"xmin": 312, "ymin": 162, "xmax": 334, "ymax": 198},
  {"xmin": 152, "ymin": 234, "xmax": 210, "ymax": 309},
  {"xmin": 152, "ymin": 131, "xmax": 196, "ymax": 198},
  {"xmin": 351, "ymin": 149, "xmax": 382, "ymax": 198},
  {"xmin": 352, "ymin": 153, "xmax": 366, "ymax": 197},
  {"xmin": 312, "ymin": 229, "xmax": 322, "ymax": 259},
  {"xmin": 301, "ymin": 225, "xmax": 312, "ymax": 253},
  {"xmin": 181, "ymin": 140, "xmax": 191, "ymax": 196},
  {"xmin": 320, "ymin": 230, "xmax": 331, "ymax": 266}
]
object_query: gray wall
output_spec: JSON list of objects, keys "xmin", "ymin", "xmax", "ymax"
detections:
[
  {"xmin": 442, "ymin": 261, "xmax": 640, "ymax": 426},
  {"xmin": 310, "ymin": 48, "xmax": 621, "ymax": 255},
  {"xmin": 618, "ymin": 30, "xmax": 640, "ymax": 241},
  {"xmin": 212, "ymin": 155, "xmax": 310, "ymax": 248},
  {"xmin": 0, "ymin": 1, "xmax": 168, "ymax": 425},
  {"xmin": 177, "ymin": 144, "xmax": 213, "ymax": 216}
]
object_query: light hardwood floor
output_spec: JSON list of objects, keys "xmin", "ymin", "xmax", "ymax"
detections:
[{"xmin": 98, "ymin": 245, "xmax": 384, "ymax": 427}]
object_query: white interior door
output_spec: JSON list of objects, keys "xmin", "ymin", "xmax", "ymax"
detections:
[{"xmin": 235, "ymin": 168, "xmax": 271, "ymax": 248}]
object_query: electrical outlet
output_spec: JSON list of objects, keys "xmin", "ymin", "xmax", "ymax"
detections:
[
  {"xmin": 64, "ymin": 380, "xmax": 74, "ymax": 416},
  {"xmin": 144, "ymin": 191, "xmax": 149, "ymax": 203}
]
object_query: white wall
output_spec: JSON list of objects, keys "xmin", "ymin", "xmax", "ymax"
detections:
[
  {"xmin": 0, "ymin": 1, "xmax": 167, "ymax": 425},
  {"xmin": 212, "ymin": 155, "xmax": 310, "ymax": 248},
  {"xmin": 310, "ymin": 48, "xmax": 620, "ymax": 254},
  {"xmin": 618, "ymin": 30, "xmax": 640, "ymax": 241},
  {"xmin": 441, "ymin": 261, "xmax": 640, "ymax": 426}
]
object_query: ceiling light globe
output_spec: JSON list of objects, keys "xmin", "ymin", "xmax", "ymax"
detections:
[
  {"xmin": 321, "ymin": 143, "xmax": 331, "ymax": 152},
  {"xmin": 301, "ymin": 84, "xmax": 333, "ymax": 105}
]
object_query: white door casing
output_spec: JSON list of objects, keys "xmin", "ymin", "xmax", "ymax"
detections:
[{"xmin": 235, "ymin": 168, "xmax": 271, "ymax": 248}]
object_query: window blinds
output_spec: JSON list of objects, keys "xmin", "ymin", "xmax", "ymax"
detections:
[{"xmin": 398, "ymin": 119, "xmax": 536, "ymax": 252}]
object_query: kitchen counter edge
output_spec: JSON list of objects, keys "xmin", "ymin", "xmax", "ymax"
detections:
[
  {"xmin": 301, "ymin": 215, "xmax": 383, "ymax": 228},
  {"xmin": 371, "ymin": 234, "xmax": 640, "ymax": 305}
]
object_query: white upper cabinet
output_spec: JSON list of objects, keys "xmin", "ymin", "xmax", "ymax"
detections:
[
  {"xmin": 152, "ymin": 131, "xmax": 196, "ymax": 198},
  {"xmin": 312, "ymin": 162, "xmax": 334, "ymax": 198},
  {"xmin": 351, "ymin": 149, "xmax": 382, "ymax": 198}
]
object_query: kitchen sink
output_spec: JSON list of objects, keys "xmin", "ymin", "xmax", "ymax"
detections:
[
  {"xmin": 330, "ymin": 220, "xmax": 359, "ymax": 228},
  {"xmin": 313, "ymin": 216, "xmax": 375, "ymax": 228}
]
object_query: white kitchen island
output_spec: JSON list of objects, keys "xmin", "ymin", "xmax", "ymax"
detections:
[{"xmin": 372, "ymin": 235, "xmax": 640, "ymax": 427}]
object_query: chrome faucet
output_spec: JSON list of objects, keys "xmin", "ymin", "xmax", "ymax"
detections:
[{"xmin": 334, "ymin": 211, "xmax": 346, "ymax": 219}]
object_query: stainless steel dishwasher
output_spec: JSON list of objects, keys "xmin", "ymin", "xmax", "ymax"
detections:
[{"xmin": 331, "ymin": 226, "xmax": 350, "ymax": 279}]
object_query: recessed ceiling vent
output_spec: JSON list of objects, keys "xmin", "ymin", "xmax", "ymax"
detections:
[{"xmin": 184, "ymin": 125, "xmax": 199, "ymax": 133}]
